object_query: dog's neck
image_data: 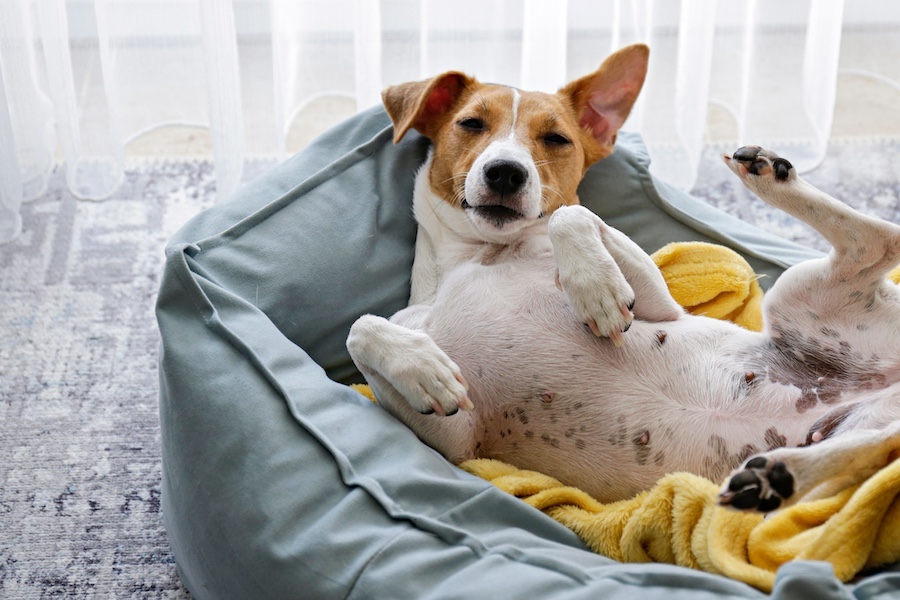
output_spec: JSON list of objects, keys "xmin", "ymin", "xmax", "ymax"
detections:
[{"xmin": 409, "ymin": 152, "xmax": 551, "ymax": 305}]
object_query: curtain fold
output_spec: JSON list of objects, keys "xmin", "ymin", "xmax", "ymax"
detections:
[
  {"xmin": 521, "ymin": 0, "xmax": 568, "ymax": 93},
  {"xmin": 199, "ymin": 0, "xmax": 244, "ymax": 196},
  {"xmin": 0, "ymin": 0, "xmax": 54, "ymax": 243},
  {"xmin": 0, "ymin": 61, "xmax": 24, "ymax": 244},
  {"xmin": 672, "ymin": 0, "xmax": 717, "ymax": 190},
  {"xmin": 0, "ymin": 0, "xmax": 895, "ymax": 244}
]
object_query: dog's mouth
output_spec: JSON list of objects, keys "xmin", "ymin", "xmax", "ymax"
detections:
[{"xmin": 461, "ymin": 199, "xmax": 525, "ymax": 227}]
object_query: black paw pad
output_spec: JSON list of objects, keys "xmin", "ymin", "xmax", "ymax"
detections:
[
  {"xmin": 748, "ymin": 162, "xmax": 765, "ymax": 176},
  {"xmin": 733, "ymin": 146, "xmax": 762, "ymax": 161},
  {"xmin": 745, "ymin": 456, "xmax": 768, "ymax": 469},
  {"xmin": 418, "ymin": 406, "xmax": 436, "ymax": 415},
  {"xmin": 732, "ymin": 146, "xmax": 790, "ymax": 179},
  {"xmin": 768, "ymin": 461, "xmax": 794, "ymax": 498},
  {"xmin": 723, "ymin": 470, "xmax": 763, "ymax": 509},
  {"xmin": 758, "ymin": 495, "xmax": 782, "ymax": 512},
  {"xmin": 772, "ymin": 158, "xmax": 793, "ymax": 181},
  {"xmin": 719, "ymin": 457, "xmax": 796, "ymax": 513},
  {"xmin": 729, "ymin": 470, "xmax": 761, "ymax": 490}
]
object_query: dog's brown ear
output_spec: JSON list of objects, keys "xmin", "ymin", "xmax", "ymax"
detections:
[
  {"xmin": 558, "ymin": 43, "xmax": 649, "ymax": 154},
  {"xmin": 382, "ymin": 71, "xmax": 476, "ymax": 143}
]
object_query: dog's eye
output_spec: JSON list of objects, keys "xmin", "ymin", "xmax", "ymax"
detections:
[
  {"xmin": 458, "ymin": 118, "xmax": 485, "ymax": 131},
  {"xmin": 543, "ymin": 133, "xmax": 571, "ymax": 146}
]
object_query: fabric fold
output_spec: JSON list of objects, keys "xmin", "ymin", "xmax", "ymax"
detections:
[{"xmin": 458, "ymin": 458, "xmax": 900, "ymax": 592}]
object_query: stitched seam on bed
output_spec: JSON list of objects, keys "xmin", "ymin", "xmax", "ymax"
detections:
[{"xmin": 342, "ymin": 516, "xmax": 594, "ymax": 600}]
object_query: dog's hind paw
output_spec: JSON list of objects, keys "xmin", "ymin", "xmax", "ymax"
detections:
[
  {"xmin": 718, "ymin": 455, "xmax": 795, "ymax": 512},
  {"xmin": 722, "ymin": 146, "xmax": 794, "ymax": 183}
]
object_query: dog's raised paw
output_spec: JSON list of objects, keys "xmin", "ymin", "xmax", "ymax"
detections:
[
  {"xmin": 718, "ymin": 456, "xmax": 795, "ymax": 512},
  {"xmin": 385, "ymin": 332, "xmax": 474, "ymax": 417},
  {"xmin": 566, "ymin": 278, "xmax": 635, "ymax": 344},
  {"xmin": 549, "ymin": 207, "xmax": 635, "ymax": 344},
  {"xmin": 724, "ymin": 146, "xmax": 793, "ymax": 182}
]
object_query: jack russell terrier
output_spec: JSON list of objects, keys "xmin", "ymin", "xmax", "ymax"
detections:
[{"xmin": 347, "ymin": 44, "xmax": 900, "ymax": 512}]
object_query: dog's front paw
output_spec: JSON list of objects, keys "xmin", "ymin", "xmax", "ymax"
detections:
[
  {"xmin": 549, "ymin": 206, "xmax": 635, "ymax": 344},
  {"xmin": 558, "ymin": 268, "xmax": 634, "ymax": 344},
  {"xmin": 348, "ymin": 315, "xmax": 473, "ymax": 417},
  {"xmin": 383, "ymin": 331, "xmax": 474, "ymax": 417},
  {"xmin": 718, "ymin": 455, "xmax": 795, "ymax": 512}
]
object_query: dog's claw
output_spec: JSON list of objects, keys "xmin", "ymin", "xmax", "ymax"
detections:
[
  {"xmin": 453, "ymin": 372, "xmax": 474, "ymax": 411},
  {"xmin": 555, "ymin": 272, "xmax": 564, "ymax": 291},
  {"xmin": 586, "ymin": 318, "xmax": 601, "ymax": 337},
  {"xmin": 431, "ymin": 400, "xmax": 446, "ymax": 416},
  {"xmin": 609, "ymin": 329, "xmax": 625, "ymax": 348},
  {"xmin": 454, "ymin": 371, "xmax": 470, "ymax": 391}
]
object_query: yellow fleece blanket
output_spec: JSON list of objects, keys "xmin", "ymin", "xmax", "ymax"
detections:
[{"xmin": 354, "ymin": 242, "xmax": 900, "ymax": 591}]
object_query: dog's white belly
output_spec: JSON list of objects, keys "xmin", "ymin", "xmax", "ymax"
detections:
[{"xmin": 423, "ymin": 258, "xmax": 829, "ymax": 500}]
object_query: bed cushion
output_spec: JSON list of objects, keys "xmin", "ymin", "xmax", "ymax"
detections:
[{"xmin": 157, "ymin": 106, "xmax": 900, "ymax": 599}]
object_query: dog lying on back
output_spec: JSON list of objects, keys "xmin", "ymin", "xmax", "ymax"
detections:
[{"xmin": 348, "ymin": 44, "xmax": 900, "ymax": 511}]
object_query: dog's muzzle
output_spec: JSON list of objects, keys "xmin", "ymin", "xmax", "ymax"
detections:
[
  {"xmin": 484, "ymin": 160, "xmax": 527, "ymax": 196},
  {"xmin": 463, "ymin": 159, "xmax": 532, "ymax": 228}
]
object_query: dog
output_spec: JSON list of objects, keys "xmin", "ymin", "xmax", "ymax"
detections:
[{"xmin": 347, "ymin": 44, "xmax": 900, "ymax": 512}]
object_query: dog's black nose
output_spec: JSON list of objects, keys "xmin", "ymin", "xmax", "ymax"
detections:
[{"xmin": 484, "ymin": 160, "xmax": 527, "ymax": 196}]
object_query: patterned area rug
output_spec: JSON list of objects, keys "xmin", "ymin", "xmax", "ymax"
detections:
[
  {"xmin": 0, "ymin": 160, "xmax": 273, "ymax": 599},
  {"xmin": 0, "ymin": 140, "xmax": 897, "ymax": 598}
]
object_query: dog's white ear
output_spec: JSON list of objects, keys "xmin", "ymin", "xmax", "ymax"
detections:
[
  {"xmin": 382, "ymin": 71, "xmax": 476, "ymax": 143},
  {"xmin": 559, "ymin": 43, "xmax": 648, "ymax": 151}
]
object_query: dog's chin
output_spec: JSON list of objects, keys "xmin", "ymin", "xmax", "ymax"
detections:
[
  {"xmin": 462, "ymin": 198, "xmax": 537, "ymax": 236},
  {"xmin": 471, "ymin": 203, "xmax": 524, "ymax": 227}
]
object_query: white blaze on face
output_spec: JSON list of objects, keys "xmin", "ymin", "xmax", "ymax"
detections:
[
  {"xmin": 509, "ymin": 88, "xmax": 521, "ymax": 139},
  {"xmin": 463, "ymin": 87, "xmax": 543, "ymax": 223}
]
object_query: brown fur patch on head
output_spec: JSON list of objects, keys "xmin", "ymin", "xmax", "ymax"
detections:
[
  {"xmin": 512, "ymin": 90, "xmax": 591, "ymax": 215},
  {"xmin": 382, "ymin": 71, "xmax": 478, "ymax": 144}
]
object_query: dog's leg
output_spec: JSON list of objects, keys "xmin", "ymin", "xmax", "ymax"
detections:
[
  {"xmin": 347, "ymin": 307, "xmax": 477, "ymax": 462},
  {"xmin": 719, "ymin": 421, "xmax": 900, "ymax": 511},
  {"xmin": 548, "ymin": 204, "xmax": 683, "ymax": 341},
  {"xmin": 725, "ymin": 145, "xmax": 900, "ymax": 379},
  {"xmin": 724, "ymin": 146, "xmax": 900, "ymax": 313},
  {"xmin": 718, "ymin": 146, "xmax": 900, "ymax": 512}
]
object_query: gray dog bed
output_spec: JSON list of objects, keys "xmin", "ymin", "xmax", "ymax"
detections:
[{"xmin": 156, "ymin": 106, "xmax": 900, "ymax": 598}]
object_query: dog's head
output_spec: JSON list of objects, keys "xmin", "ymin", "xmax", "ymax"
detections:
[{"xmin": 384, "ymin": 44, "xmax": 648, "ymax": 239}]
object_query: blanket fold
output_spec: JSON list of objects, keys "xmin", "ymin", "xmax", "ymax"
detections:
[
  {"xmin": 458, "ymin": 458, "xmax": 900, "ymax": 592},
  {"xmin": 651, "ymin": 242, "xmax": 765, "ymax": 331}
]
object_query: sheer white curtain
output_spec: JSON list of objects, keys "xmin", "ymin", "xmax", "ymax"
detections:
[{"xmin": 1, "ymin": 0, "xmax": 897, "ymax": 244}]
